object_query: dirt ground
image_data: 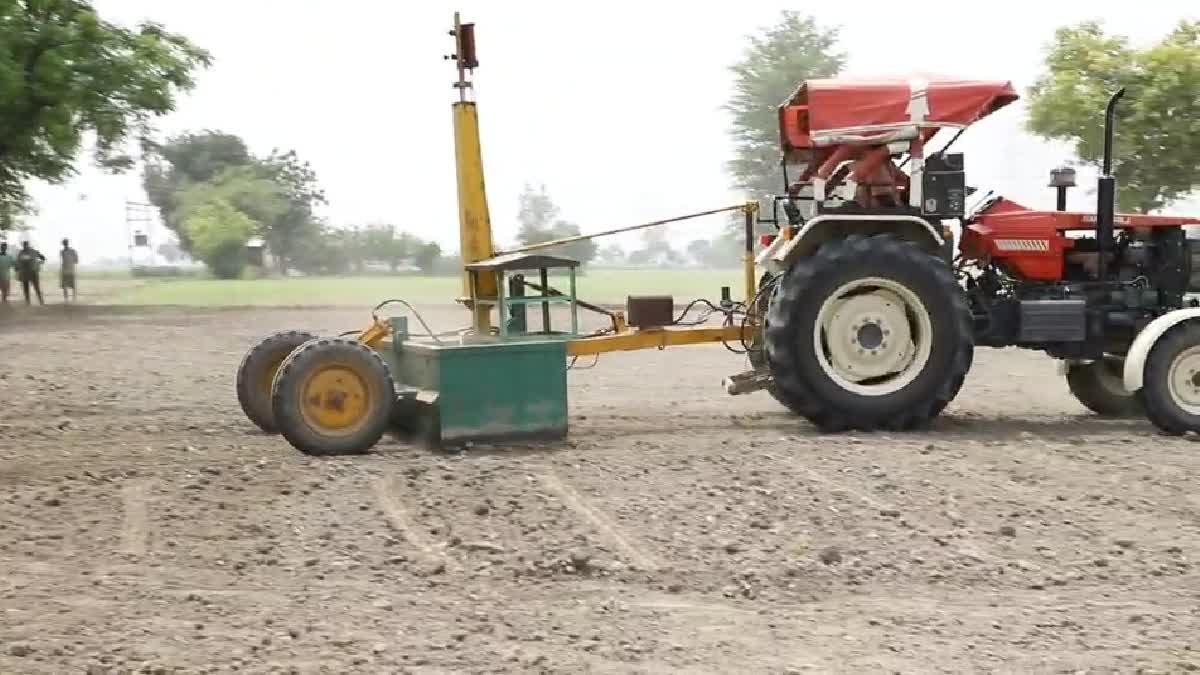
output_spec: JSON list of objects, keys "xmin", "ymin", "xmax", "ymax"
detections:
[{"xmin": 2, "ymin": 304, "xmax": 1199, "ymax": 675}]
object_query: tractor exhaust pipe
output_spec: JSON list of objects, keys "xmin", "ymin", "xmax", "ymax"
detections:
[{"xmin": 1095, "ymin": 87, "xmax": 1126, "ymax": 284}]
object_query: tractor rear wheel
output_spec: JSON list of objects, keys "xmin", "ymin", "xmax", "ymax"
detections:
[
  {"xmin": 236, "ymin": 330, "xmax": 319, "ymax": 433},
  {"xmin": 1065, "ymin": 357, "xmax": 1141, "ymax": 417},
  {"xmin": 1137, "ymin": 321, "xmax": 1200, "ymax": 434},
  {"xmin": 763, "ymin": 233, "xmax": 973, "ymax": 432},
  {"xmin": 271, "ymin": 338, "xmax": 396, "ymax": 456},
  {"xmin": 748, "ymin": 271, "xmax": 796, "ymax": 412}
]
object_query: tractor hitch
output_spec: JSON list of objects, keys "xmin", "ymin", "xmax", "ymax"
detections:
[{"xmin": 722, "ymin": 368, "xmax": 772, "ymax": 396}]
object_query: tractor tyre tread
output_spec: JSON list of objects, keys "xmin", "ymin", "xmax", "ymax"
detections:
[
  {"xmin": 236, "ymin": 330, "xmax": 319, "ymax": 433},
  {"xmin": 1137, "ymin": 321, "xmax": 1200, "ymax": 435},
  {"xmin": 1065, "ymin": 359, "xmax": 1142, "ymax": 418},
  {"xmin": 271, "ymin": 337, "xmax": 396, "ymax": 456},
  {"xmin": 763, "ymin": 233, "xmax": 973, "ymax": 432},
  {"xmin": 748, "ymin": 272, "xmax": 798, "ymax": 413}
]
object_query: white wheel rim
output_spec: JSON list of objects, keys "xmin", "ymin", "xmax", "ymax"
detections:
[
  {"xmin": 813, "ymin": 277, "xmax": 933, "ymax": 396},
  {"xmin": 1168, "ymin": 346, "xmax": 1200, "ymax": 414}
]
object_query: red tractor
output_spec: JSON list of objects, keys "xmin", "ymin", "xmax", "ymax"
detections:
[{"xmin": 743, "ymin": 76, "xmax": 1200, "ymax": 434}]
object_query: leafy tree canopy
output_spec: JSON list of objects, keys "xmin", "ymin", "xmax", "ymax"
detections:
[
  {"xmin": 143, "ymin": 132, "xmax": 325, "ymax": 272},
  {"xmin": 725, "ymin": 10, "xmax": 845, "ymax": 205},
  {"xmin": 179, "ymin": 165, "xmax": 288, "ymax": 232},
  {"xmin": 142, "ymin": 131, "xmax": 255, "ymax": 249},
  {"xmin": 0, "ymin": 0, "xmax": 210, "ymax": 228},
  {"xmin": 182, "ymin": 198, "xmax": 255, "ymax": 279},
  {"xmin": 1026, "ymin": 20, "xmax": 1200, "ymax": 212}
]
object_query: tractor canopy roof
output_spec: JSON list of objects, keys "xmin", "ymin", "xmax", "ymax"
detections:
[{"xmin": 780, "ymin": 74, "xmax": 1019, "ymax": 148}]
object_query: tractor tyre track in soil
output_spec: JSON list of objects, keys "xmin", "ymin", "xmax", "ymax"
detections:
[{"xmin": 1, "ymin": 306, "xmax": 1198, "ymax": 673}]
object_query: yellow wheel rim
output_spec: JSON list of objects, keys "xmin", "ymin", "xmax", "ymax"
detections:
[{"xmin": 298, "ymin": 362, "xmax": 374, "ymax": 436}]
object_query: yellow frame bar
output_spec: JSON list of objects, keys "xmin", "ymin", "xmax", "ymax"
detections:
[
  {"xmin": 442, "ymin": 15, "xmax": 762, "ymax": 358},
  {"xmin": 567, "ymin": 325, "xmax": 749, "ymax": 356}
]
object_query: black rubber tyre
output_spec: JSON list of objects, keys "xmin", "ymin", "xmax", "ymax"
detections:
[
  {"xmin": 271, "ymin": 338, "xmax": 396, "ymax": 456},
  {"xmin": 236, "ymin": 330, "xmax": 319, "ymax": 433},
  {"xmin": 763, "ymin": 233, "xmax": 974, "ymax": 432},
  {"xmin": 747, "ymin": 271, "xmax": 797, "ymax": 412},
  {"xmin": 1137, "ymin": 321, "xmax": 1200, "ymax": 434},
  {"xmin": 1065, "ymin": 358, "xmax": 1141, "ymax": 417}
]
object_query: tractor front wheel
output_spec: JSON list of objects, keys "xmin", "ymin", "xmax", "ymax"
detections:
[
  {"xmin": 271, "ymin": 338, "xmax": 396, "ymax": 456},
  {"xmin": 236, "ymin": 330, "xmax": 319, "ymax": 433},
  {"xmin": 763, "ymin": 233, "xmax": 973, "ymax": 432},
  {"xmin": 1137, "ymin": 321, "xmax": 1200, "ymax": 434},
  {"xmin": 1065, "ymin": 357, "xmax": 1141, "ymax": 417}
]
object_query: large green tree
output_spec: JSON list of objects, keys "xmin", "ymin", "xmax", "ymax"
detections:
[
  {"xmin": 142, "ymin": 131, "xmax": 253, "ymax": 249},
  {"xmin": 181, "ymin": 198, "xmax": 255, "ymax": 279},
  {"xmin": 179, "ymin": 166, "xmax": 287, "ymax": 229},
  {"xmin": 254, "ymin": 149, "xmax": 325, "ymax": 273},
  {"xmin": 0, "ymin": 0, "xmax": 210, "ymax": 228},
  {"xmin": 174, "ymin": 168, "xmax": 287, "ymax": 278},
  {"xmin": 1026, "ymin": 20, "xmax": 1200, "ymax": 212},
  {"xmin": 725, "ymin": 10, "xmax": 845, "ymax": 207},
  {"xmin": 143, "ymin": 133, "xmax": 324, "ymax": 271}
]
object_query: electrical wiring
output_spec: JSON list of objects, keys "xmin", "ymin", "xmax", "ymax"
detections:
[{"xmin": 370, "ymin": 299, "xmax": 445, "ymax": 343}]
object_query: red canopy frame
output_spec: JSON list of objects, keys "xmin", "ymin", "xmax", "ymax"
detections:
[{"xmin": 780, "ymin": 75, "xmax": 1019, "ymax": 152}]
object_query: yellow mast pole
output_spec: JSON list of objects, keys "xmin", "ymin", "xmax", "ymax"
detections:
[
  {"xmin": 741, "ymin": 201, "xmax": 758, "ymax": 304},
  {"xmin": 449, "ymin": 12, "xmax": 497, "ymax": 334}
]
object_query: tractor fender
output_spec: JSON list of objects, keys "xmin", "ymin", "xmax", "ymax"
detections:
[
  {"xmin": 1123, "ymin": 308, "xmax": 1200, "ymax": 392},
  {"xmin": 769, "ymin": 214, "xmax": 944, "ymax": 273}
]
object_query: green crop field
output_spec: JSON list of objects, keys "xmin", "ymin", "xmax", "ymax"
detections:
[{"xmin": 96, "ymin": 269, "xmax": 745, "ymax": 307}]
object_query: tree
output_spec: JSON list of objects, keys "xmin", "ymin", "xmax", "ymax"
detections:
[
  {"xmin": 725, "ymin": 11, "xmax": 845, "ymax": 206},
  {"xmin": 181, "ymin": 199, "xmax": 255, "ymax": 279},
  {"xmin": 361, "ymin": 223, "xmax": 416, "ymax": 272},
  {"xmin": 597, "ymin": 243, "xmax": 626, "ymax": 266},
  {"xmin": 515, "ymin": 183, "xmax": 560, "ymax": 245},
  {"xmin": 631, "ymin": 226, "xmax": 682, "ymax": 266},
  {"xmin": 413, "ymin": 241, "xmax": 442, "ymax": 274},
  {"xmin": 292, "ymin": 221, "xmax": 353, "ymax": 276},
  {"xmin": 0, "ymin": 1, "xmax": 211, "ymax": 229},
  {"xmin": 513, "ymin": 184, "xmax": 597, "ymax": 265},
  {"xmin": 687, "ymin": 238, "xmax": 712, "ymax": 267},
  {"xmin": 255, "ymin": 149, "xmax": 325, "ymax": 273},
  {"xmin": 1025, "ymin": 20, "xmax": 1200, "ymax": 212},
  {"xmin": 142, "ymin": 131, "xmax": 253, "ymax": 249},
  {"xmin": 143, "ymin": 134, "xmax": 325, "ymax": 269},
  {"xmin": 179, "ymin": 166, "xmax": 288, "ymax": 231}
]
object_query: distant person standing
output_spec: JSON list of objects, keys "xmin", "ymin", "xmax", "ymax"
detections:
[
  {"xmin": 0, "ymin": 242, "xmax": 12, "ymax": 305},
  {"xmin": 60, "ymin": 238, "xmax": 79, "ymax": 303},
  {"xmin": 15, "ymin": 241, "xmax": 45, "ymax": 306}
]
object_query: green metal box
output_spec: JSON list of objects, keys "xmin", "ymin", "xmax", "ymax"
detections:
[{"xmin": 378, "ymin": 338, "xmax": 568, "ymax": 448}]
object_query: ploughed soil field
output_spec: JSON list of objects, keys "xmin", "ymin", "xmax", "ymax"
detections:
[{"xmin": 2, "ymin": 305, "xmax": 1199, "ymax": 674}]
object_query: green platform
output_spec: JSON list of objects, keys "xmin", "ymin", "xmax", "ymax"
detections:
[{"xmin": 379, "ymin": 337, "xmax": 569, "ymax": 448}]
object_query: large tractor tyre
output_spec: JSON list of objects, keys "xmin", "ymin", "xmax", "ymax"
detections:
[
  {"xmin": 747, "ymin": 271, "xmax": 798, "ymax": 412},
  {"xmin": 236, "ymin": 330, "xmax": 319, "ymax": 433},
  {"xmin": 1136, "ymin": 321, "xmax": 1200, "ymax": 434},
  {"xmin": 1065, "ymin": 358, "xmax": 1142, "ymax": 418},
  {"xmin": 763, "ymin": 233, "xmax": 974, "ymax": 432},
  {"xmin": 271, "ymin": 338, "xmax": 397, "ymax": 456}
]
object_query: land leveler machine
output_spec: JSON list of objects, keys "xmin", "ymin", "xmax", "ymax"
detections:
[{"xmin": 237, "ymin": 16, "xmax": 1200, "ymax": 456}]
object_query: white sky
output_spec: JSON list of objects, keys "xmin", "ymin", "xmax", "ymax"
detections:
[{"xmin": 15, "ymin": 0, "xmax": 1200, "ymax": 262}]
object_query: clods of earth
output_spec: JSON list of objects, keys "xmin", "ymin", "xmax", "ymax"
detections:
[{"xmin": 1, "ymin": 306, "xmax": 1198, "ymax": 673}]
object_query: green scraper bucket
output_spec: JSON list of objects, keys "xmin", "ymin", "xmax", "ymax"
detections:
[{"xmin": 379, "ymin": 335, "xmax": 570, "ymax": 449}]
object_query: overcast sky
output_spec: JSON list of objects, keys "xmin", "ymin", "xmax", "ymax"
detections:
[{"xmin": 15, "ymin": 0, "xmax": 1200, "ymax": 262}]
